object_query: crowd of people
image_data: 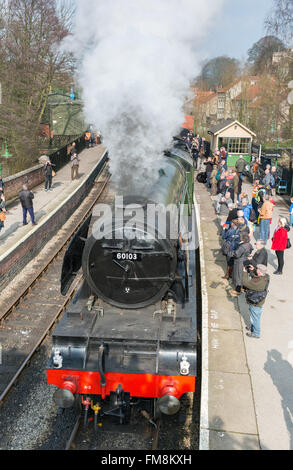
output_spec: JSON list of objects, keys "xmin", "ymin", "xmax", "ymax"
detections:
[
  {"xmin": 182, "ymin": 130, "xmax": 211, "ymax": 170},
  {"xmin": 190, "ymin": 133, "xmax": 292, "ymax": 339}
]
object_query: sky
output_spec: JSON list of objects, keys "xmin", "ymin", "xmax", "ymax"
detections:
[{"xmin": 200, "ymin": 0, "xmax": 275, "ymax": 63}]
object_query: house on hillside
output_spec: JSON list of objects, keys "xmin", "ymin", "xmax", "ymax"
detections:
[{"xmin": 188, "ymin": 77, "xmax": 260, "ymax": 133}]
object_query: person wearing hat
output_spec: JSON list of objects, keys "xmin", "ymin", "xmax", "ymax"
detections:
[{"xmin": 242, "ymin": 264, "xmax": 270, "ymax": 339}]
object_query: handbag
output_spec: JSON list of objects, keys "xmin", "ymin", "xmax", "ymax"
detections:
[
  {"xmin": 287, "ymin": 238, "xmax": 291, "ymax": 249},
  {"xmin": 221, "ymin": 240, "xmax": 231, "ymax": 256},
  {"xmin": 0, "ymin": 211, "xmax": 6, "ymax": 222},
  {"xmin": 52, "ymin": 170, "xmax": 56, "ymax": 177}
]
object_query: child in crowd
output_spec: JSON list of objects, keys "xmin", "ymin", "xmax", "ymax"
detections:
[{"xmin": 289, "ymin": 197, "xmax": 293, "ymax": 227}]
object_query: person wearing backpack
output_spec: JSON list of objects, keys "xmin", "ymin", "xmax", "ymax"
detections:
[
  {"xmin": 221, "ymin": 221, "xmax": 239, "ymax": 280},
  {"xmin": 242, "ymin": 264, "xmax": 270, "ymax": 339}
]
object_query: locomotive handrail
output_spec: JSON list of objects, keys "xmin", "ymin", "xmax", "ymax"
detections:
[{"xmin": 98, "ymin": 343, "xmax": 107, "ymax": 387}]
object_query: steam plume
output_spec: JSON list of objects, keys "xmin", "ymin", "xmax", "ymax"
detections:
[{"xmin": 66, "ymin": 0, "xmax": 225, "ymax": 190}]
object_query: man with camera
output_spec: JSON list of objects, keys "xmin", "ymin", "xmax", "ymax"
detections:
[
  {"xmin": 242, "ymin": 264, "xmax": 270, "ymax": 339},
  {"xmin": 243, "ymin": 240, "xmax": 268, "ymax": 276}
]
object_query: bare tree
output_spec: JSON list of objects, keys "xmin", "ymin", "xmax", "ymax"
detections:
[
  {"xmin": 0, "ymin": 0, "xmax": 75, "ymax": 173},
  {"xmin": 265, "ymin": 0, "xmax": 293, "ymax": 46}
]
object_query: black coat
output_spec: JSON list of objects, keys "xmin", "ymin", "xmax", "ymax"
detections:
[
  {"xmin": 204, "ymin": 161, "xmax": 213, "ymax": 173},
  {"xmin": 230, "ymin": 242, "xmax": 253, "ymax": 287},
  {"xmin": 253, "ymin": 248, "xmax": 268, "ymax": 267},
  {"xmin": 19, "ymin": 190, "xmax": 34, "ymax": 209}
]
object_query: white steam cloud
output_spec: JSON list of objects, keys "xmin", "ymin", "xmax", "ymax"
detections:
[{"xmin": 66, "ymin": 0, "xmax": 225, "ymax": 191}]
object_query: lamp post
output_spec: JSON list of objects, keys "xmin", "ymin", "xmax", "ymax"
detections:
[{"xmin": 0, "ymin": 140, "xmax": 13, "ymax": 177}]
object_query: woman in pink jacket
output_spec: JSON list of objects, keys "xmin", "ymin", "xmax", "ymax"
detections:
[{"xmin": 271, "ymin": 217, "xmax": 289, "ymax": 275}]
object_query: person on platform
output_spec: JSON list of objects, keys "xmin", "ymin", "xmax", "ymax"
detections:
[
  {"xmin": 232, "ymin": 170, "xmax": 240, "ymax": 204},
  {"xmin": 262, "ymin": 169, "xmax": 275, "ymax": 195},
  {"xmin": 229, "ymin": 231, "xmax": 253, "ymax": 295},
  {"xmin": 0, "ymin": 193, "xmax": 6, "ymax": 233},
  {"xmin": 191, "ymin": 137, "xmax": 199, "ymax": 170},
  {"xmin": 220, "ymin": 147, "xmax": 228, "ymax": 171},
  {"xmin": 221, "ymin": 220, "xmax": 239, "ymax": 280},
  {"xmin": 70, "ymin": 152, "xmax": 80, "ymax": 180},
  {"xmin": 85, "ymin": 130, "xmax": 91, "ymax": 148},
  {"xmin": 44, "ymin": 160, "xmax": 55, "ymax": 191},
  {"xmin": 19, "ymin": 184, "xmax": 37, "ymax": 226},
  {"xmin": 243, "ymin": 264, "xmax": 270, "ymax": 339},
  {"xmin": 243, "ymin": 240, "xmax": 268, "ymax": 276},
  {"xmin": 210, "ymin": 165, "xmax": 219, "ymax": 196},
  {"xmin": 252, "ymin": 161, "xmax": 259, "ymax": 182},
  {"xmin": 270, "ymin": 166, "xmax": 278, "ymax": 196},
  {"xmin": 271, "ymin": 217, "xmax": 289, "ymax": 275},
  {"xmin": 0, "ymin": 176, "xmax": 5, "ymax": 196},
  {"xmin": 69, "ymin": 141, "xmax": 76, "ymax": 156},
  {"xmin": 235, "ymin": 155, "xmax": 246, "ymax": 179},
  {"xmin": 289, "ymin": 197, "xmax": 293, "ymax": 227},
  {"xmin": 215, "ymin": 192, "xmax": 234, "ymax": 216},
  {"xmin": 258, "ymin": 194, "xmax": 274, "ymax": 244},
  {"xmin": 204, "ymin": 157, "xmax": 213, "ymax": 189}
]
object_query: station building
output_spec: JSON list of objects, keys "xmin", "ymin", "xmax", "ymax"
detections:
[{"xmin": 208, "ymin": 119, "xmax": 256, "ymax": 167}]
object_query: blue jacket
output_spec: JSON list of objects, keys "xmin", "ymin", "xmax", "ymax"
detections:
[
  {"xmin": 222, "ymin": 226, "xmax": 240, "ymax": 251},
  {"xmin": 243, "ymin": 204, "xmax": 252, "ymax": 222}
]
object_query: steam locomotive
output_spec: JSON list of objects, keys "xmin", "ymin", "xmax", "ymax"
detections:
[{"xmin": 46, "ymin": 137, "xmax": 199, "ymax": 428}]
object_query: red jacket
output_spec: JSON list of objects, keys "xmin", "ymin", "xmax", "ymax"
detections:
[{"xmin": 271, "ymin": 227, "xmax": 288, "ymax": 251}]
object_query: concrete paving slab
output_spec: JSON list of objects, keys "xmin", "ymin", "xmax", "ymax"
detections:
[
  {"xmin": 207, "ymin": 296, "xmax": 241, "ymax": 331},
  {"xmin": 208, "ymin": 371, "xmax": 258, "ymax": 435},
  {"xmin": 209, "ymin": 329, "xmax": 248, "ymax": 374},
  {"xmin": 208, "ymin": 430, "xmax": 260, "ymax": 450}
]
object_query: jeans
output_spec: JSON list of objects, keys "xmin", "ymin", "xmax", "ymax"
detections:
[
  {"xmin": 259, "ymin": 219, "xmax": 270, "ymax": 244},
  {"xmin": 205, "ymin": 172, "xmax": 211, "ymax": 188},
  {"xmin": 290, "ymin": 214, "xmax": 293, "ymax": 226},
  {"xmin": 45, "ymin": 174, "xmax": 52, "ymax": 190},
  {"xmin": 249, "ymin": 304, "xmax": 263, "ymax": 338},
  {"xmin": 22, "ymin": 207, "xmax": 35, "ymax": 225}
]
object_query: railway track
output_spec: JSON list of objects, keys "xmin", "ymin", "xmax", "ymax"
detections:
[
  {"xmin": 0, "ymin": 163, "xmax": 111, "ymax": 404},
  {"xmin": 65, "ymin": 410, "xmax": 161, "ymax": 450}
]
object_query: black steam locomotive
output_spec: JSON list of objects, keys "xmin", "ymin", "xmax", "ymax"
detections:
[{"xmin": 47, "ymin": 137, "xmax": 199, "ymax": 427}]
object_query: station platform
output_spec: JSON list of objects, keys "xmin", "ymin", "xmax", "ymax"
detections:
[
  {"xmin": 0, "ymin": 145, "xmax": 106, "ymax": 252},
  {"xmin": 196, "ymin": 178, "xmax": 293, "ymax": 450},
  {"xmin": 0, "ymin": 145, "xmax": 108, "ymax": 296}
]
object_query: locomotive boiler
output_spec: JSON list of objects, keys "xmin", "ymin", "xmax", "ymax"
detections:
[{"xmin": 46, "ymin": 138, "xmax": 199, "ymax": 427}]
